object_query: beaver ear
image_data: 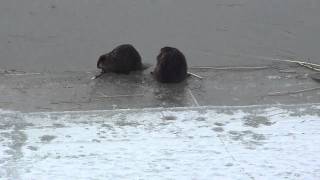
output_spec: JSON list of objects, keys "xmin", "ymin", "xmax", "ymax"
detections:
[{"xmin": 157, "ymin": 52, "xmax": 165, "ymax": 61}]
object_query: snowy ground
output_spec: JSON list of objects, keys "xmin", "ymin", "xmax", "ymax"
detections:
[{"xmin": 1, "ymin": 104, "xmax": 320, "ymax": 180}]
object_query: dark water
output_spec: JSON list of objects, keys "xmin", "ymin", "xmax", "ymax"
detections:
[{"xmin": 0, "ymin": 0, "xmax": 319, "ymax": 72}]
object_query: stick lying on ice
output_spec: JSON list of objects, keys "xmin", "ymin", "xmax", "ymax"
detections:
[
  {"xmin": 98, "ymin": 92, "xmax": 144, "ymax": 98},
  {"xmin": 189, "ymin": 66, "xmax": 270, "ymax": 70},
  {"xmin": 188, "ymin": 72, "xmax": 203, "ymax": 79},
  {"xmin": 267, "ymin": 87, "xmax": 320, "ymax": 96}
]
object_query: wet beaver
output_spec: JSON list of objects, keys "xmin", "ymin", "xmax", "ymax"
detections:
[
  {"xmin": 152, "ymin": 47, "xmax": 189, "ymax": 83},
  {"xmin": 97, "ymin": 44, "xmax": 143, "ymax": 75}
]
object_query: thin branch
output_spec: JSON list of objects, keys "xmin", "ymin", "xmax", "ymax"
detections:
[
  {"xmin": 299, "ymin": 63, "xmax": 320, "ymax": 72},
  {"xmin": 4, "ymin": 73, "xmax": 41, "ymax": 76},
  {"xmin": 234, "ymin": 54, "xmax": 320, "ymax": 68},
  {"xmin": 189, "ymin": 66, "xmax": 270, "ymax": 70},
  {"xmin": 267, "ymin": 87, "xmax": 320, "ymax": 96},
  {"xmin": 278, "ymin": 69, "xmax": 297, "ymax": 73},
  {"xmin": 237, "ymin": 54, "xmax": 320, "ymax": 71},
  {"xmin": 187, "ymin": 89, "xmax": 200, "ymax": 107},
  {"xmin": 91, "ymin": 72, "xmax": 105, "ymax": 80},
  {"xmin": 278, "ymin": 59, "xmax": 320, "ymax": 68},
  {"xmin": 188, "ymin": 72, "xmax": 203, "ymax": 79},
  {"xmin": 98, "ymin": 92, "xmax": 144, "ymax": 98}
]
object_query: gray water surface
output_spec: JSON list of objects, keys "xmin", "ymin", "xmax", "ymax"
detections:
[{"xmin": 1, "ymin": 0, "xmax": 319, "ymax": 72}]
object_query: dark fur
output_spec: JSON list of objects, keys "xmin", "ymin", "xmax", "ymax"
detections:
[
  {"xmin": 152, "ymin": 47, "xmax": 188, "ymax": 83},
  {"xmin": 97, "ymin": 44, "xmax": 143, "ymax": 74}
]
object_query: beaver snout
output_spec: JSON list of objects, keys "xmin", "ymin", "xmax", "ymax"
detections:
[{"xmin": 97, "ymin": 55, "xmax": 106, "ymax": 69}]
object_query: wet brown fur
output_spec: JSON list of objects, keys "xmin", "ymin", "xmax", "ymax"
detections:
[
  {"xmin": 152, "ymin": 47, "xmax": 188, "ymax": 83},
  {"xmin": 97, "ymin": 44, "xmax": 143, "ymax": 74}
]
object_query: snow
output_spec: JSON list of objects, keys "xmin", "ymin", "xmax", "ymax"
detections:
[{"xmin": 1, "ymin": 104, "xmax": 320, "ymax": 180}]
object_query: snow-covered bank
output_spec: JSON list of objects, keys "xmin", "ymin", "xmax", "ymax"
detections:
[{"xmin": 1, "ymin": 104, "xmax": 319, "ymax": 179}]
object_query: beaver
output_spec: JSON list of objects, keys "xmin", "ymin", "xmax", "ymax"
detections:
[
  {"xmin": 152, "ymin": 47, "xmax": 189, "ymax": 83},
  {"xmin": 97, "ymin": 44, "xmax": 143, "ymax": 76}
]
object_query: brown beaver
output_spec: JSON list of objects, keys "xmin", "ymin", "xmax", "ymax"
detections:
[
  {"xmin": 152, "ymin": 47, "xmax": 189, "ymax": 83},
  {"xmin": 97, "ymin": 44, "xmax": 144, "ymax": 76}
]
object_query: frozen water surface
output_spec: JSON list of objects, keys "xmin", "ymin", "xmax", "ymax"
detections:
[
  {"xmin": 1, "ymin": 104, "xmax": 320, "ymax": 179},
  {"xmin": 1, "ymin": 0, "xmax": 320, "ymax": 72}
]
